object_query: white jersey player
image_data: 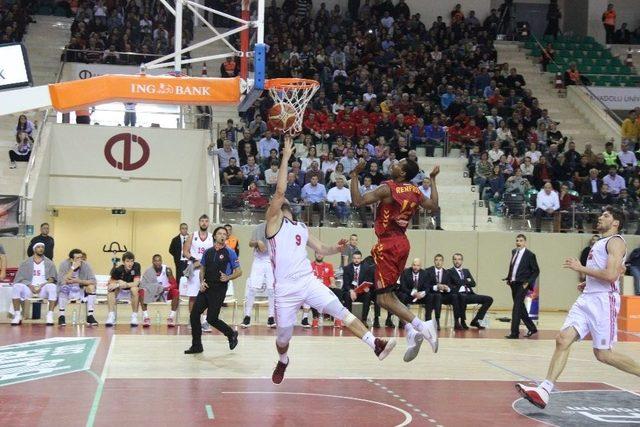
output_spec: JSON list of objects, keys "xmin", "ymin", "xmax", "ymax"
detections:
[
  {"xmin": 182, "ymin": 215, "xmax": 214, "ymax": 325},
  {"xmin": 266, "ymin": 136, "xmax": 396, "ymax": 385},
  {"xmin": 241, "ymin": 222, "xmax": 276, "ymax": 329},
  {"xmin": 517, "ymin": 206, "xmax": 640, "ymax": 409}
]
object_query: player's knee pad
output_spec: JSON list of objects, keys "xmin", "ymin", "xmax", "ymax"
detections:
[{"xmin": 276, "ymin": 325, "xmax": 293, "ymax": 346}]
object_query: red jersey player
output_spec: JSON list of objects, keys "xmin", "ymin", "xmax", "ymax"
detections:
[{"xmin": 350, "ymin": 157, "xmax": 440, "ymax": 362}]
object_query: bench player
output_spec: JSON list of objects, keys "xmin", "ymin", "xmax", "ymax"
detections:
[
  {"xmin": 139, "ymin": 254, "xmax": 180, "ymax": 327},
  {"xmin": 57, "ymin": 248, "xmax": 98, "ymax": 326},
  {"xmin": 183, "ymin": 214, "xmax": 214, "ymax": 331},
  {"xmin": 267, "ymin": 137, "xmax": 396, "ymax": 385}
]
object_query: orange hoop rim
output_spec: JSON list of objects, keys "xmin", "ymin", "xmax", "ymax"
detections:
[{"xmin": 265, "ymin": 78, "xmax": 320, "ymax": 90}]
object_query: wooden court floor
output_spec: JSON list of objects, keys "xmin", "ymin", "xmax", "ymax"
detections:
[{"xmin": 1, "ymin": 309, "xmax": 639, "ymax": 426}]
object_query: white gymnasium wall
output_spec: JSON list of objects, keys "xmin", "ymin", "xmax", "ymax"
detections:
[{"xmin": 46, "ymin": 124, "xmax": 211, "ymax": 225}]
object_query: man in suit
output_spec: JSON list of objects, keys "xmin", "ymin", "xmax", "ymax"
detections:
[
  {"xmin": 169, "ymin": 223, "xmax": 189, "ymax": 284},
  {"xmin": 505, "ymin": 234, "xmax": 540, "ymax": 339},
  {"xmin": 397, "ymin": 258, "xmax": 432, "ymax": 321},
  {"xmin": 424, "ymin": 254, "xmax": 465, "ymax": 331},
  {"xmin": 342, "ymin": 251, "xmax": 374, "ymax": 323},
  {"xmin": 448, "ymin": 253, "xmax": 494, "ymax": 330},
  {"xmin": 580, "ymin": 168, "xmax": 602, "ymax": 197}
]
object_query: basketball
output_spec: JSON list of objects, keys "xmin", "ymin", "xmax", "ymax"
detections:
[{"xmin": 267, "ymin": 103, "xmax": 297, "ymax": 132}]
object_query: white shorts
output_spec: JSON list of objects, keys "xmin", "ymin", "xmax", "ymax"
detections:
[
  {"xmin": 12, "ymin": 282, "xmax": 57, "ymax": 301},
  {"xmin": 562, "ymin": 292, "xmax": 620, "ymax": 349},
  {"xmin": 247, "ymin": 260, "xmax": 274, "ymax": 290},
  {"xmin": 186, "ymin": 268, "xmax": 201, "ymax": 297},
  {"xmin": 58, "ymin": 284, "xmax": 84, "ymax": 300},
  {"xmin": 274, "ymin": 274, "xmax": 342, "ymax": 328}
]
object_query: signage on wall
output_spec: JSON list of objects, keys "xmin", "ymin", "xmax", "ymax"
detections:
[
  {"xmin": 104, "ymin": 133, "xmax": 150, "ymax": 171},
  {"xmin": 0, "ymin": 43, "xmax": 33, "ymax": 91}
]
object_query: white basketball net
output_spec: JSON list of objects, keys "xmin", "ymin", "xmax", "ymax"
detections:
[{"xmin": 267, "ymin": 79, "xmax": 320, "ymax": 135}]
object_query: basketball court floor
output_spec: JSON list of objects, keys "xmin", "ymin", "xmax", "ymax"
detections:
[{"xmin": 1, "ymin": 308, "xmax": 639, "ymax": 426}]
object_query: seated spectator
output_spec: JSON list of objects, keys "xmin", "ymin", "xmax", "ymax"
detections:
[
  {"xmin": 264, "ymin": 161, "xmax": 279, "ymax": 186},
  {"xmin": 602, "ymin": 166, "xmax": 626, "ymax": 196},
  {"xmin": 223, "ymin": 158, "xmax": 243, "ymax": 185},
  {"xmin": 284, "ymin": 172, "xmax": 303, "ymax": 216},
  {"xmin": 424, "ymin": 117, "xmax": 446, "ymax": 146},
  {"xmin": 57, "ymin": 248, "xmax": 98, "ymax": 326},
  {"xmin": 10, "ymin": 242, "xmax": 58, "ymax": 325},
  {"xmin": 8, "ymin": 131, "xmax": 32, "ymax": 169},
  {"xmin": 240, "ymin": 182, "xmax": 269, "ymax": 208},
  {"xmin": 397, "ymin": 258, "xmax": 432, "ymax": 318},
  {"xmin": 533, "ymin": 156, "xmax": 554, "ymax": 189},
  {"xmin": 328, "ymin": 162, "xmax": 347, "ymax": 187},
  {"xmin": 139, "ymin": 254, "xmax": 180, "ymax": 327},
  {"xmin": 496, "ymin": 120, "xmax": 514, "ymax": 146},
  {"xmin": 534, "ymin": 182, "xmax": 560, "ymax": 232},
  {"xmin": 505, "ymin": 168, "xmax": 531, "ymax": 194},
  {"xmin": 301, "ymin": 175, "xmax": 326, "ymax": 226},
  {"xmin": 558, "ymin": 184, "xmax": 582, "ymax": 231},
  {"xmin": 16, "ymin": 114, "xmax": 35, "ymax": 139},
  {"xmin": 448, "ymin": 253, "xmax": 493, "ymax": 329},
  {"xmin": 340, "ymin": 148, "xmax": 359, "ymax": 174},
  {"xmin": 304, "ymin": 161, "xmax": 324, "ymax": 185},
  {"xmin": 488, "ymin": 140, "xmax": 504, "ymax": 163},
  {"xmin": 301, "ymin": 146, "xmax": 320, "ymax": 171},
  {"xmin": 592, "ymin": 183, "xmax": 614, "ymax": 206},
  {"xmin": 326, "ymin": 177, "xmax": 351, "ymax": 224},
  {"xmin": 564, "ymin": 62, "xmax": 588, "ymax": 86},
  {"xmin": 342, "ymin": 251, "xmax": 373, "ymax": 324},
  {"xmin": 581, "ymin": 167, "xmax": 603, "ymax": 196},
  {"xmin": 258, "ymin": 130, "xmax": 279, "ymax": 161},
  {"xmin": 321, "ymin": 151, "xmax": 338, "ymax": 177},
  {"xmin": 220, "ymin": 56, "xmax": 239, "ymax": 77},
  {"xmin": 358, "ymin": 176, "xmax": 377, "ymax": 227},
  {"xmin": 618, "ymin": 142, "xmax": 637, "ymax": 179},
  {"xmin": 616, "ymin": 188, "xmax": 638, "ymax": 230},
  {"xmin": 485, "ymin": 164, "xmax": 505, "ymax": 202},
  {"xmin": 520, "ymin": 156, "xmax": 535, "ymax": 180},
  {"xmin": 615, "ymin": 23, "xmax": 632, "ymax": 44},
  {"xmin": 212, "ymin": 139, "xmax": 239, "ymax": 170},
  {"xmin": 241, "ymin": 155, "xmax": 262, "ymax": 187},
  {"xmin": 506, "ymin": 68, "xmax": 526, "ymax": 89},
  {"xmin": 540, "ymin": 43, "xmax": 555, "ymax": 72}
]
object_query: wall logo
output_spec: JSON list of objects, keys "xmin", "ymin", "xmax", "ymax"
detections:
[
  {"xmin": 78, "ymin": 69, "xmax": 93, "ymax": 79},
  {"xmin": 514, "ymin": 389, "xmax": 640, "ymax": 426},
  {"xmin": 0, "ymin": 338, "xmax": 98, "ymax": 387},
  {"xmin": 104, "ymin": 133, "xmax": 150, "ymax": 171}
]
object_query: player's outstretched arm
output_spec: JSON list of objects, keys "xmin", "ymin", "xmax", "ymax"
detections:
[
  {"xmin": 349, "ymin": 159, "xmax": 391, "ymax": 207},
  {"xmin": 563, "ymin": 236, "xmax": 625, "ymax": 283},
  {"xmin": 420, "ymin": 165, "xmax": 440, "ymax": 211},
  {"xmin": 266, "ymin": 136, "xmax": 294, "ymax": 232},
  {"xmin": 307, "ymin": 234, "xmax": 347, "ymax": 256}
]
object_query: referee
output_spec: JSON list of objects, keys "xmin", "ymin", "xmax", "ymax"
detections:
[{"xmin": 185, "ymin": 226, "xmax": 242, "ymax": 354}]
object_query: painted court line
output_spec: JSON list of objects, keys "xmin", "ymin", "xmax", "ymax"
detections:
[
  {"xmin": 205, "ymin": 404, "xmax": 215, "ymax": 419},
  {"xmin": 86, "ymin": 335, "xmax": 116, "ymax": 427},
  {"xmin": 481, "ymin": 359, "xmax": 538, "ymax": 383}
]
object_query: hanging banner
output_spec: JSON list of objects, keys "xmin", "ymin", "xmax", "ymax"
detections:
[
  {"xmin": 585, "ymin": 87, "xmax": 640, "ymax": 110},
  {"xmin": 0, "ymin": 196, "xmax": 20, "ymax": 237}
]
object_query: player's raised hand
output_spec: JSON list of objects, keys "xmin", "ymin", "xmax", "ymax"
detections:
[
  {"xmin": 282, "ymin": 135, "xmax": 294, "ymax": 158},
  {"xmin": 336, "ymin": 238, "xmax": 348, "ymax": 252},
  {"xmin": 562, "ymin": 257, "xmax": 581, "ymax": 272},
  {"xmin": 352, "ymin": 158, "xmax": 367, "ymax": 176},
  {"xmin": 429, "ymin": 165, "xmax": 440, "ymax": 178}
]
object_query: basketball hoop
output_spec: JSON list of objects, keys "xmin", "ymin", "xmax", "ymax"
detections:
[{"xmin": 265, "ymin": 78, "xmax": 320, "ymax": 135}]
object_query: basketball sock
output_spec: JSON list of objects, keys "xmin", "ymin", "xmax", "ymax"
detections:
[
  {"xmin": 143, "ymin": 310, "xmax": 149, "ymax": 318},
  {"xmin": 86, "ymin": 293, "xmax": 96, "ymax": 312},
  {"xmin": 169, "ymin": 310, "xmax": 176, "ymax": 318},
  {"xmin": 410, "ymin": 316, "xmax": 423, "ymax": 330},
  {"xmin": 59, "ymin": 308, "xmax": 65, "ymax": 315},
  {"xmin": 201, "ymin": 314, "xmax": 206, "ymax": 324},
  {"xmin": 540, "ymin": 380, "xmax": 554, "ymax": 393},
  {"xmin": 279, "ymin": 353, "xmax": 288, "ymax": 364},
  {"xmin": 302, "ymin": 312, "xmax": 309, "ymax": 320},
  {"xmin": 361, "ymin": 332, "xmax": 376, "ymax": 350}
]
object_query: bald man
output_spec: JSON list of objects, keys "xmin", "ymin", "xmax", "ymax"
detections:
[{"xmin": 398, "ymin": 258, "xmax": 434, "ymax": 321}]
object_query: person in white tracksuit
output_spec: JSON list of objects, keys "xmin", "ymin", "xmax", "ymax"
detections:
[{"xmin": 241, "ymin": 222, "xmax": 276, "ymax": 328}]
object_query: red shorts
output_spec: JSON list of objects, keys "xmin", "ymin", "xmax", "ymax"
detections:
[{"xmin": 371, "ymin": 236, "xmax": 410, "ymax": 293}]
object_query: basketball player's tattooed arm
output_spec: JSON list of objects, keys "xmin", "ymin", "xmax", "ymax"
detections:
[
  {"xmin": 266, "ymin": 136, "xmax": 294, "ymax": 235},
  {"xmin": 307, "ymin": 233, "xmax": 348, "ymax": 256},
  {"xmin": 349, "ymin": 159, "xmax": 392, "ymax": 207},
  {"xmin": 419, "ymin": 166, "xmax": 440, "ymax": 211},
  {"xmin": 563, "ymin": 236, "xmax": 626, "ymax": 283}
]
